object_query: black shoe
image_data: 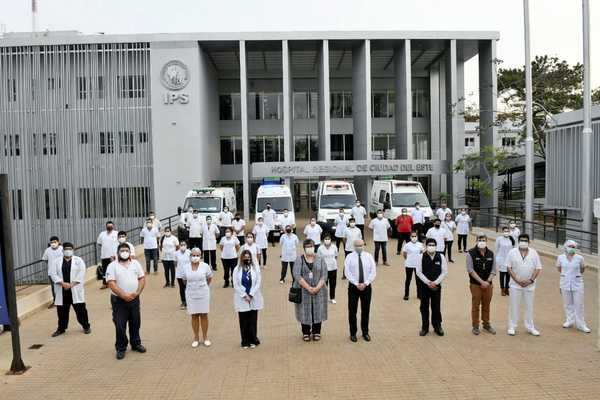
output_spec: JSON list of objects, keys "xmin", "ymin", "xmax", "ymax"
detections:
[
  {"xmin": 403, "ymin": 296, "xmax": 409, "ymax": 301},
  {"xmin": 362, "ymin": 334, "xmax": 371, "ymax": 342},
  {"xmin": 116, "ymin": 351, "xmax": 126, "ymax": 360},
  {"xmin": 223, "ymin": 282, "xmax": 229, "ymax": 288},
  {"xmin": 449, "ymin": 259, "xmax": 454, "ymax": 263},
  {"xmin": 434, "ymin": 327, "xmax": 445, "ymax": 336},
  {"xmin": 163, "ymin": 283, "xmax": 169, "ymax": 288},
  {"xmin": 419, "ymin": 329, "xmax": 429, "ymax": 337},
  {"xmin": 83, "ymin": 327, "xmax": 92, "ymax": 334},
  {"xmin": 51, "ymin": 329, "xmax": 65, "ymax": 337},
  {"xmin": 350, "ymin": 335, "xmax": 358, "ymax": 342},
  {"xmin": 132, "ymin": 344, "xmax": 147, "ymax": 353},
  {"xmin": 254, "ymin": 338, "xmax": 261, "ymax": 346}
]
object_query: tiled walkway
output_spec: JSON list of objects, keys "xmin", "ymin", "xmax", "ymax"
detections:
[{"xmin": 2, "ymin": 226, "xmax": 600, "ymax": 399}]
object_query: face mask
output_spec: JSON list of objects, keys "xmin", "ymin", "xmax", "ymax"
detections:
[
  {"xmin": 150, "ymin": 216, "xmax": 155, "ymax": 220},
  {"xmin": 107, "ymin": 226, "xmax": 113, "ymax": 231},
  {"xmin": 426, "ymin": 245, "xmax": 436, "ymax": 254},
  {"xmin": 415, "ymin": 206, "xmax": 420, "ymax": 209},
  {"xmin": 355, "ymin": 246, "xmax": 363, "ymax": 253},
  {"xmin": 349, "ymin": 223, "xmax": 356, "ymax": 228},
  {"xmin": 119, "ymin": 251, "xmax": 130, "ymax": 260},
  {"xmin": 266, "ymin": 206, "xmax": 271, "ymax": 210},
  {"xmin": 402, "ymin": 211, "xmax": 407, "ymax": 215},
  {"xmin": 188, "ymin": 208, "xmax": 193, "ymax": 213},
  {"xmin": 434, "ymin": 224, "xmax": 441, "ymax": 229},
  {"xmin": 566, "ymin": 247, "xmax": 577, "ymax": 255},
  {"xmin": 225, "ymin": 232, "xmax": 232, "ymax": 238},
  {"xmin": 411, "ymin": 237, "xmax": 418, "ymax": 243},
  {"xmin": 310, "ymin": 221, "xmax": 316, "ymax": 226},
  {"xmin": 510, "ymin": 223, "xmax": 516, "ymax": 228},
  {"xmin": 146, "ymin": 224, "xmax": 152, "ymax": 229},
  {"xmin": 285, "ymin": 229, "xmax": 292, "ymax": 234},
  {"xmin": 63, "ymin": 249, "xmax": 74, "ymax": 258},
  {"xmin": 246, "ymin": 238, "xmax": 253, "ymax": 244},
  {"xmin": 118, "ymin": 237, "xmax": 126, "ymax": 243},
  {"xmin": 477, "ymin": 241, "xmax": 487, "ymax": 249},
  {"xmin": 461, "ymin": 211, "xmax": 466, "ymax": 215},
  {"xmin": 235, "ymin": 217, "xmax": 240, "ymax": 220},
  {"xmin": 518, "ymin": 241, "xmax": 529, "ymax": 250},
  {"xmin": 355, "ymin": 203, "xmax": 360, "ymax": 208},
  {"xmin": 193, "ymin": 214, "xmax": 198, "ymax": 219},
  {"xmin": 304, "ymin": 247, "xmax": 315, "ymax": 255},
  {"xmin": 377, "ymin": 213, "xmax": 383, "ymax": 218},
  {"xmin": 339, "ymin": 212, "xmax": 344, "ymax": 216},
  {"xmin": 50, "ymin": 243, "xmax": 59, "ymax": 249},
  {"xmin": 180, "ymin": 246, "xmax": 187, "ymax": 251},
  {"xmin": 258, "ymin": 221, "xmax": 263, "ymax": 225},
  {"xmin": 191, "ymin": 256, "xmax": 201, "ymax": 263},
  {"xmin": 323, "ymin": 239, "xmax": 331, "ymax": 245},
  {"xmin": 243, "ymin": 258, "xmax": 251, "ymax": 265},
  {"xmin": 165, "ymin": 232, "xmax": 172, "ymax": 237},
  {"xmin": 503, "ymin": 232, "xmax": 510, "ymax": 237},
  {"xmin": 206, "ymin": 220, "xmax": 212, "ymax": 225},
  {"xmin": 224, "ymin": 208, "xmax": 229, "ymax": 213}
]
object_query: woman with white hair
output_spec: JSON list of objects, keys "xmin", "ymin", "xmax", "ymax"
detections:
[{"xmin": 556, "ymin": 240, "xmax": 590, "ymax": 333}]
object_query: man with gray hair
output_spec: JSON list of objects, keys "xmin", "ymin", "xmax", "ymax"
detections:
[{"xmin": 465, "ymin": 234, "xmax": 497, "ymax": 335}]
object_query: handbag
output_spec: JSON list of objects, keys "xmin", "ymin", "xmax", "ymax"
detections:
[{"xmin": 288, "ymin": 257, "xmax": 305, "ymax": 304}]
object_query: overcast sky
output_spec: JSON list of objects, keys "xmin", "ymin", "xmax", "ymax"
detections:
[{"xmin": 0, "ymin": 0, "xmax": 598, "ymax": 108}]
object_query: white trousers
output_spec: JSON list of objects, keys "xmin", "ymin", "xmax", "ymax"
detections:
[
  {"xmin": 561, "ymin": 289, "xmax": 587, "ymax": 329},
  {"xmin": 508, "ymin": 286, "xmax": 536, "ymax": 331}
]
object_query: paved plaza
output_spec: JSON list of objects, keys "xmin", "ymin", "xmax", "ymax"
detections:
[{"xmin": 2, "ymin": 228, "xmax": 600, "ymax": 400}]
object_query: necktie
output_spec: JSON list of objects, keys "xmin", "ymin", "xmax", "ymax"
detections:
[{"xmin": 358, "ymin": 254, "xmax": 364, "ymax": 284}]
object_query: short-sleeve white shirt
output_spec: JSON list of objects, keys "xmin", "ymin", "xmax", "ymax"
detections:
[
  {"xmin": 97, "ymin": 230, "xmax": 118, "ymax": 259},
  {"xmin": 303, "ymin": 224, "xmax": 323, "ymax": 245},
  {"xmin": 219, "ymin": 236, "xmax": 240, "ymax": 259},
  {"xmin": 105, "ymin": 259, "xmax": 145, "ymax": 296},
  {"xmin": 507, "ymin": 247, "xmax": 542, "ymax": 290},
  {"xmin": 402, "ymin": 241, "xmax": 424, "ymax": 268},
  {"xmin": 140, "ymin": 227, "xmax": 160, "ymax": 249},
  {"xmin": 279, "ymin": 233, "xmax": 299, "ymax": 262},
  {"xmin": 369, "ymin": 218, "xmax": 391, "ymax": 242},
  {"xmin": 161, "ymin": 235, "xmax": 179, "ymax": 261}
]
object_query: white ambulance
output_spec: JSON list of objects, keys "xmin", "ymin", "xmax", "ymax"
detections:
[
  {"xmin": 369, "ymin": 179, "xmax": 433, "ymax": 224},
  {"xmin": 182, "ymin": 187, "xmax": 236, "ymax": 224},
  {"xmin": 315, "ymin": 180, "xmax": 357, "ymax": 233}
]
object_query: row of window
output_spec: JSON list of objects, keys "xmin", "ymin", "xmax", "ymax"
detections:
[
  {"xmin": 219, "ymin": 89, "xmax": 430, "ymax": 121},
  {"xmin": 10, "ymin": 186, "xmax": 151, "ymax": 220},
  {"xmin": 5, "ymin": 75, "xmax": 146, "ymax": 102},
  {"xmin": 2, "ymin": 132, "xmax": 149, "ymax": 157},
  {"xmin": 464, "ymin": 136, "xmax": 518, "ymax": 148}
]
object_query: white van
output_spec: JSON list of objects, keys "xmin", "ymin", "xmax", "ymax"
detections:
[
  {"xmin": 182, "ymin": 187, "xmax": 236, "ymax": 224},
  {"xmin": 315, "ymin": 180, "xmax": 357, "ymax": 233},
  {"xmin": 255, "ymin": 184, "xmax": 294, "ymax": 235},
  {"xmin": 370, "ymin": 180, "xmax": 433, "ymax": 225}
]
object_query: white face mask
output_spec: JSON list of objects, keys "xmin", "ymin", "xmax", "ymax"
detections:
[
  {"xmin": 50, "ymin": 243, "xmax": 59, "ymax": 249},
  {"xmin": 415, "ymin": 206, "xmax": 420, "ymax": 209},
  {"xmin": 304, "ymin": 247, "xmax": 315, "ymax": 255},
  {"xmin": 119, "ymin": 251, "xmax": 130, "ymax": 260},
  {"xmin": 258, "ymin": 221, "xmax": 263, "ymax": 225},
  {"xmin": 191, "ymin": 256, "xmax": 201, "ymax": 263},
  {"xmin": 377, "ymin": 213, "xmax": 383, "ymax": 218},
  {"xmin": 323, "ymin": 239, "xmax": 331, "ymax": 246},
  {"xmin": 510, "ymin": 223, "xmax": 516, "ymax": 228},
  {"xmin": 146, "ymin": 224, "xmax": 152, "ymax": 229},
  {"xmin": 426, "ymin": 245, "xmax": 437, "ymax": 254},
  {"xmin": 349, "ymin": 222, "xmax": 356, "ymax": 228},
  {"xmin": 246, "ymin": 238, "xmax": 253, "ymax": 244},
  {"xmin": 518, "ymin": 241, "xmax": 529, "ymax": 250},
  {"xmin": 310, "ymin": 221, "xmax": 316, "ymax": 226},
  {"xmin": 477, "ymin": 241, "xmax": 487, "ymax": 249},
  {"xmin": 165, "ymin": 232, "xmax": 171, "ymax": 237},
  {"xmin": 410, "ymin": 237, "xmax": 418, "ymax": 243},
  {"xmin": 206, "ymin": 220, "xmax": 212, "ymax": 225},
  {"xmin": 461, "ymin": 211, "xmax": 466, "ymax": 215},
  {"xmin": 193, "ymin": 214, "xmax": 198, "ymax": 219},
  {"xmin": 180, "ymin": 246, "xmax": 187, "ymax": 252},
  {"xmin": 118, "ymin": 237, "xmax": 126, "ymax": 243},
  {"xmin": 63, "ymin": 249, "xmax": 74, "ymax": 258},
  {"xmin": 283, "ymin": 213, "xmax": 288, "ymax": 217},
  {"xmin": 150, "ymin": 216, "xmax": 155, "ymax": 220},
  {"xmin": 503, "ymin": 232, "xmax": 510, "ymax": 237},
  {"xmin": 225, "ymin": 232, "xmax": 232, "ymax": 238}
]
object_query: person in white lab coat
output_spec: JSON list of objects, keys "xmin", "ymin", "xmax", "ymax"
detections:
[
  {"xmin": 351, "ymin": 200, "xmax": 367, "ymax": 239},
  {"xmin": 187, "ymin": 210, "xmax": 204, "ymax": 251},
  {"xmin": 175, "ymin": 241, "xmax": 191, "ymax": 309},
  {"xmin": 42, "ymin": 236, "xmax": 63, "ymax": 306},
  {"xmin": 252, "ymin": 217, "xmax": 269, "ymax": 266},
  {"xmin": 441, "ymin": 213, "xmax": 456, "ymax": 263},
  {"xmin": 49, "ymin": 242, "xmax": 91, "ymax": 337},
  {"xmin": 334, "ymin": 208, "xmax": 348, "ymax": 251},
  {"xmin": 202, "ymin": 216, "xmax": 220, "ymax": 271},
  {"xmin": 425, "ymin": 219, "xmax": 450, "ymax": 255},
  {"xmin": 140, "ymin": 219, "xmax": 160, "ymax": 274},
  {"xmin": 262, "ymin": 203, "xmax": 278, "ymax": 247},
  {"xmin": 279, "ymin": 225, "xmax": 299, "ymax": 284},
  {"xmin": 160, "ymin": 227, "xmax": 179, "ymax": 288},
  {"xmin": 410, "ymin": 202, "xmax": 426, "ymax": 241},
  {"xmin": 232, "ymin": 213, "xmax": 246, "ymax": 246},
  {"xmin": 97, "ymin": 221, "xmax": 118, "ymax": 288},
  {"xmin": 556, "ymin": 240, "xmax": 590, "ymax": 333},
  {"xmin": 495, "ymin": 226, "xmax": 515, "ymax": 296},
  {"xmin": 303, "ymin": 217, "xmax": 323, "ymax": 252},
  {"xmin": 219, "ymin": 228, "xmax": 240, "ymax": 288},
  {"xmin": 455, "ymin": 208, "xmax": 471, "ymax": 253},
  {"xmin": 279, "ymin": 209, "xmax": 296, "ymax": 234},
  {"xmin": 368, "ymin": 210, "xmax": 391, "ymax": 266},
  {"xmin": 506, "ymin": 234, "xmax": 542, "ymax": 336},
  {"xmin": 435, "ymin": 201, "xmax": 452, "ymax": 222},
  {"xmin": 232, "ymin": 250, "xmax": 264, "ymax": 348},
  {"xmin": 218, "ymin": 206, "xmax": 234, "ymax": 237},
  {"xmin": 508, "ymin": 220, "xmax": 521, "ymax": 245}
]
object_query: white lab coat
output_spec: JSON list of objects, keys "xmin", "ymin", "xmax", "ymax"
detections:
[
  {"xmin": 262, "ymin": 209, "xmax": 277, "ymax": 230},
  {"xmin": 202, "ymin": 223, "xmax": 220, "ymax": 250},
  {"xmin": 232, "ymin": 264, "xmax": 264, "ymax": 312},
  {"xmin": 49, "ymin": 256, "xmax": 86, "ymax": 306},
  {"xmin": 189, "ymin": 218, "xmax": 204, "ymax": 238},
  {"xmin": 279, "ymin": 214, "xmax": 295, "ymax": 229},
  {"xmin": 494, "ymin": 236, "xmax": 514, "ymax": 272}
]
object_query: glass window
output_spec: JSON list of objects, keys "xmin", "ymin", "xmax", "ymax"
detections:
[
  {"xmin": 3, "ymin": 135, "xmax": 20, "ymax": 157},
  {"xmin": 77, "ymin": 77, "xmax": 88, "ymax": 100},
  {"xmin": 330, "ymin": 93, "xmax": 343, "ymax": 118},
  {"xmin": 331, "ymin": 134, "xmax": 345, "ymax": 160},
  {"xmin": 319, "ymin": 194, "xmax": 357, "ymax": 209},
  {"xmin": 344, "ymin": 134, "xmax": 354, "ymax": 160},
  {"xmin": 234, "ymin": 137, "xmax": 243, "ymax": 164},
  {"xmin": 221, "ymin": 138, "xmax": 234, "ymax": 164},
  {"xmin": 231, "ymin": 94, "xmax": 241, "ymax": 120},
  {"xmin": 294, "ymin": 136, "xmax": 308, "ymax": 161},
  {"xmin": 262, "ymin": 93, "xmax": 281, "ymax": 120},
  {"xmin": 293, "ymin": 92, "xmax": 308, "ymax": 119},
  {"xmin": 392, "ymin": 192, "xmax": 430, "ymax": 208},
  {"xmin": 372, "ymin": 92, "xmax": 388, "ymax": 118},
  {"xmin": 256, "ymin": 196, "xmax": 292, "ymax": 212},
  {"xmin": 119, "ymin": 131, "xmax": 134, "ymax": 154},
  {"xmin": 343, "ymin": 92, "xmax": 352, "ymax": 117},
  {"xmin": 100, "ymin": 132, "xmax": 114, "ymax": 154},
  {"xmin": 372, "ymin": 135, "xmax": 389, "ymax": 160},
  {"xmin": 413, "ymin": 132, "xmax": 430, "ymax": 159},
  {"xmin": 250, "ymin": 138, "xmax": 264, "ymax": 163},
  {"xmin": 412, "ymin": 88, "xmax": 430, "ymax": 118},
  {"xmin": 265, "ymin": 136, "xmax": 281, "ymax": 162},
  {"xmin": 387, "ymin": 91, "xmax": 395, "ymax": 117},
  {"xmin": 183, "ymin": 197, "xmax": 222, "ymax": 212},
  {"xmin": 248, "ymin": 93, "xmax": 259, "ymax": 120},
  {"xmin": 11, "ymin": 189, "xmax": 23, "ymax": 220},
  {"xmin": 97, "ymin": 76, "xmax": 105, "ymax": 99},
  {"xmin": 220, "ymin": 95, "xmax": 233, "ymax": 120},
  {"xmin": 309, "ymin": 136, "xmax": 319, "ymax": 161},
  {"xmin": 309, "ymin": 91, "xmax": 318, "ymax": 119}
]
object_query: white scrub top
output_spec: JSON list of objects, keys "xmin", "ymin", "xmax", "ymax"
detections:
[
  {"xmin": 252, "ymin": 224, "xmax": 269, "ymax": 249},
  {"xmin": 556, "ymin": 253, "xmax": 585, "ymax": 291},
  {"xmin": 455, "ymin": 214, "xmax": 471, "ymax": 235},
  {"xmin": 279, "ymin": 233, "xmax": 299, "ymax": 262},
  {"xmin": 369, "ymin": 218, "xmax": 391, "ymax": 242},
  {"xmin": 303, "ymin": 224, "xmax": 323, "ymax": 245},
  {"xmin": 507, "ymin": 247, "xmax": 542, "ymax": 291},
  {"xmin": 334, "ymin": 214, "xmax": 348, "ymax": 238},
  {"xmin": 317, "ymin": 244, "xmax": 338, "ymax": 271},
  {"xmin": 219, "ymin": 236, "xmax": 240, "ymax": 260},
  {"xmin": 351, "ymin": 206, "xmax": 367, "ymax": 224},
  {"xmin": 202, "ymin": 224, "xmax": 220, "ymax": 250},
  {"xmin": 344, "ymin": 227, "xmax": 362, "ymax": 252},
  {"xmin": 402, "ymin": 241, "xmax": 424, "ymax": 268}
]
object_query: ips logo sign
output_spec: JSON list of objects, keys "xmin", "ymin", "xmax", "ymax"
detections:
[{"xmin": 160, "ymin": 60, "xmax": 190, "ymax": 105}]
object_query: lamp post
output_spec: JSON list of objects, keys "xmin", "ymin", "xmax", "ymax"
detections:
[
  {"xmin": 581, "ymin": 0, "xmax": 593, "ymax": 249},
  {"xmin": 523, "ymin": 0, "xmax": 534, "ymax": 234}
]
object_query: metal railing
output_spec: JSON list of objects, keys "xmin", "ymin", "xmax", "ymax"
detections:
[
  {"xmin": 470, "ymin": 209, "xmax": 597, "ymax": 254},
  {"xmin": 14, "ymin": 214, "xmax": 179, "ymax": 286}
]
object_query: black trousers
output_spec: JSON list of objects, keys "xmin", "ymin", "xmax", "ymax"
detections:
[
  {"xmin": 444, "ymin": 241, "xmax": 454, "ymax": 261},
  {"xmin": 177, "ymin": 278, "xmax": 186, "ymax": 304},
  {"xmin": 412, "ymin": 223, "xmax": 424, "ymax": 240},
  {"xmin": 499, "ymin": 271, "xmax": 510, "ymax": 289},
  {"xmin": 238, "ymin": 310, "xmax": 259, "ymax": 347},
  {"xmin": 163, "ymin": 260, "xmax": 175, "ymax": 286},
  {"xmin": 101, "ymin": 258, "xmax": 112, "ymax": 285},
  {"xmin": 348, "ymin": 283, "xmax": 372, "ymax": 336},
  {"xmin": 268, "ymin": 230, "xmax": 277, "ymax": 245},
  {"xmin": 374, "ymin": 241, "xmax": 388, "ymax": 263},
  {"xmin": 327, "ymin": 270, "xmax": 337, "ymax": 300},
  {"xmin": 237, "ymin": 236, "xmax": 245, "ymax": 247},
  {"xmin": 259, "ymin": 248, "xmax": 268, "ymax": 266},
  {"xmin": 357, "ymin": 224, "xmax": 365, "ymax": 239},
  {"xmin": 335, "ymin": 236, "xmax": 344, "ymax": 251},
  {"xmin": 204, "ymin": 250, "xmax": 217, "ymax": 270},
  {"xmin": 280, "ymin": 261, "xmax": 294, "ymax": 281},
  {"xmin": 404, "ymin": 267, "xmax": 416, "ymax": 298},
  {"xmin": 111, "ymin": 295, "xmax": 142, "ymax": 352},
  {"xmin": 144, "ymin": 249, "xmax": 159, "ymax": 272},
  {"xmin": 57, "ymin": 289, "xmax": 90, "ymax": 332},
  {"xmin": 301, "ymin": 322, "xmax": 322, "ymax": 335},
  {"xmin": 222, "ymin": 258, "xmax": 237, "ymax": 283},
  {"xmin": 49, "ymin": 276, "xmax": 56, "ymax": 302},
  {"xmin": 457, "ymin": 234, "xmax": 468, "ymax": 251},
  {"xmin": 396, "ymin": 232, "xmax": 411, "ymax": 253},
  {"xmin": 418, "ymin": 283, "xmax": 442, "ymax": 331},
  {"xmin": 188, "ymin": 237, "xmax": 203, "ymax": 251}
]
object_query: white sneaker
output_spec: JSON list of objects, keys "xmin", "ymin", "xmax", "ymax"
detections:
[
  {"xmin": 562, "ymin": 321, "xmax": 573, "ymax": 328},
  {"xmin": 279, "ymin": 280, "xmax": 284, "ymax": 285},
  {"xmin": 527, "ymin": 328, "xmax": 540, "ymax": 336},
  {"xmin": 578, "ymin": 326, "xmax": 591, "ymax": 333},
  {"xmin": 204, "ymin": 340, "xmax": 212, "ymax": 347},
  {"xmin": 192, "ymin": 341, "xmax": 200, "ymax": 348},
  {"xmin": 507, "ymin": 328, "xmax": 516, "ymax": 336},
  {"xmin": 331, "ymin": 299, "xmax": 336, "ymax": 304},
  {"xmin": 250, "ymin": 344, "xmax": 256, "ymax": 348}
]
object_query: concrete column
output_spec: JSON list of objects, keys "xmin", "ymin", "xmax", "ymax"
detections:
[
  {"xmin": 429, "ymin": 63, "xmax": 441, "ymax": 199},
  {"xmin": 318, "ymin": 40, "xmax": 331, "ymax": 161},
  {"xmin": 239, "ymin": 40, "xmax": 250, "ymax": 219},
  {"xmin": 444, "ymin": 40, "xmax": 465, "ymax": 208},
  {"xmin": 352, "ymin": 40, "xmax": 372, "ymax": 208},
  {"xmin": 282, "ymin": 40, "xmax": 293, "ymax": 188},
  {"xmin": 479, "ymin": 40, "xmax": 498, "ymax": 217},
  {"xmin": 394, "ymin": 39, "xmax": 412, "ymax": 160}
]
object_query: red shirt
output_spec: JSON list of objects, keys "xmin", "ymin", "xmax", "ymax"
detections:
[{"xmin": 395, "ymin": 215, "xmax": 413, "ymax": 233}]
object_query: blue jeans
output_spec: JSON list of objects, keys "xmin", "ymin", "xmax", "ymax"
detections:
[{"xmin": 144, "ymin": 248, "xmax": 159, "ymax": 272}]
